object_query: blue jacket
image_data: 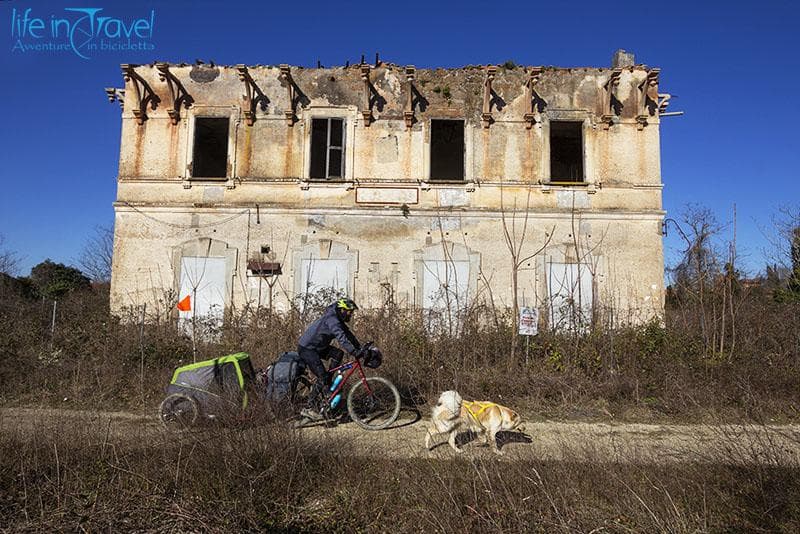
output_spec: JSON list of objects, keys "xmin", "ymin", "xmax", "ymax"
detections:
[{"xmin": 298, "ymin": 304, "xmax": 361, "ymax": 355}]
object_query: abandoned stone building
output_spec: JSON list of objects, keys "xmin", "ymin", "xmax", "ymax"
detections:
[{"xmin": 107, "ymin": 50, "xmax": 670, "ymax": 330}]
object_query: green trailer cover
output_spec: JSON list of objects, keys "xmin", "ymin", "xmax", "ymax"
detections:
[{"xmin": 169, "ymin": 352, "xmax": 252, "ymax": 408}]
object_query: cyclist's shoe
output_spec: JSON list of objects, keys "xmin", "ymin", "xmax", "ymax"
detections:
[{"xmin": 300, "ymin": 408, "xmax": 324, "ymax": 421}]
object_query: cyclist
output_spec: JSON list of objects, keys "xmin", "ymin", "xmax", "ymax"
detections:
[{"xmin": 297, "ymin": 297, "xmax": 362, "ymax": 420}]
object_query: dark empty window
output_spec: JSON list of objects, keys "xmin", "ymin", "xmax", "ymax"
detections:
[
  {"xmin": 430, "ymin": 120, "xmax": 465, "ymax": 181},
  {"xmin": 192, "ymin": 118, "xmax": 229, "ymax": 178},
  {"xmin": 550, "ymin": 121, "xmax": 584, "ymax": 183},
  {"xmin": 310, "ymin": 118, "xmax": 345, "ymax": 179}
]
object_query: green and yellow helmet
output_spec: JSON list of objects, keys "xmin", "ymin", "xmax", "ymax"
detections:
[{"xmin": 336, "ymin": 298, "xmax": 359, "ymax": 311}]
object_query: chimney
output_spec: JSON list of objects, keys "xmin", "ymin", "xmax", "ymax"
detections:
[{"xmin": 612, "ymin": 49, "xmax": 635, "ymax": 68}]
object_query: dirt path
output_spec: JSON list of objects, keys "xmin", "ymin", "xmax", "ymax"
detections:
[{"xmin": 2, "ymin": 407, "xmax": 799, "ymax": 465}]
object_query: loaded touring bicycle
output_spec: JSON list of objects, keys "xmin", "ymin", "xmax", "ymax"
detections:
[{"xmin": 158, "ymin": 345, "xmax": 401, "ymax": 431}]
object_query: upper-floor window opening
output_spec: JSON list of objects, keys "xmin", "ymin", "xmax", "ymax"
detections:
[
  {"xmin": 550, "ymin": 121, "xmax": 584, "ymax": 183},
  {"xmin": 192, "ymin": 117, "xmax": 229, "ymax": 178},
  {"xmin": 310, "ymin": 118, "xmax": 345, "ymax": 180},
  {"xmin": 430, "ymin": 119, "xmax": 465, "ymax": 181}
]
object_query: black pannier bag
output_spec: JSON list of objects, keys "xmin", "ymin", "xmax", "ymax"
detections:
[{"xmin": 264, "ymin": 351, "xmax": 304, "ymax": 402}]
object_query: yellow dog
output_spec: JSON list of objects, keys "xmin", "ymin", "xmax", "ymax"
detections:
[{"xmin": 425, "ymin": 391, "xmax": 524, "ymax": 454}]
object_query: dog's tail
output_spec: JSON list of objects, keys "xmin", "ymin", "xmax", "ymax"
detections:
[{"xmin": 437, "ymin": 390, "xmax": 463, "ymax": 419}]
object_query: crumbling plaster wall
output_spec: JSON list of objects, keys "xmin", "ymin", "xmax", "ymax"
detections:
[
  {"xmin": 117, "ymin": 64, "xmax": 661, "ymax": 186},
  {"xmin": 112, "ymin": 206, "xmax": 664, "ymax": 324},
  {"xmin": 111, "ymin": 62, "xmax": 665, "ymax": 323}
]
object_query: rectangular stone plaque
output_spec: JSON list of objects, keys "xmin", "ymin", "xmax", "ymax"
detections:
[
  {"xmin": 438, "ymin": 188, "xmax": 468, "ymax": 207},
  {"xmin": 556, "ymin": 190, "xmax": 590, "ymax": 209},
  {"xmin": 202, "ymin": 186, "xmax": 224, "ymax": 203},
  {"xmin": 356, "ymin": 187, "xmax": 419, "ymax": 205}
]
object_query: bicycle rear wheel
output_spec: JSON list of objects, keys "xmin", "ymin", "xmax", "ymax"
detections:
[
  {"xmin": 159, "ymin": 393, "xmax": 199, "ymax": 430},
  {"xmin": 347, "ymin": 377, "xmax": 401, "ymax": 430}
]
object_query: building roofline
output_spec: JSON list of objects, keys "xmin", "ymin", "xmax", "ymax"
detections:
[{"xmin": 120, "ymin": 61, "xmax": 655, "ymax": 73}]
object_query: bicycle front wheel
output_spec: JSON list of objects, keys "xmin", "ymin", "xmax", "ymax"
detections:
[{"xmin": 347, "ymin": 377, "xmax": 401, "ymax": 430}]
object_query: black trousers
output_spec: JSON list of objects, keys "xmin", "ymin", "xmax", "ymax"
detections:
[{"xmin": 297, "ymin": 345, "xmax": 344, "ymax": 406}]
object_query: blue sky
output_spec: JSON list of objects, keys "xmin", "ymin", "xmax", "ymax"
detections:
[{"xmin": 1, "ymin": 0, "xmax": 798, "ymax": 277}]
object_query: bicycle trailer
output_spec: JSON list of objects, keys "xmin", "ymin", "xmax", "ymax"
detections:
[{"xmin": 159, "ymin": 352, "xmax": 256, "ymax": 428}]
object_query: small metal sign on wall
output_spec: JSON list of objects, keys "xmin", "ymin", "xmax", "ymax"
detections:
[{"xmin": 519, "ymin": 307, "xmax": 539, "ymax": 336}]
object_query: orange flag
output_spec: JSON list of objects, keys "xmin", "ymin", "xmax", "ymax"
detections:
[{"xmin": 177, "ymin": 295, "xmax": 191, "ymax": 312}]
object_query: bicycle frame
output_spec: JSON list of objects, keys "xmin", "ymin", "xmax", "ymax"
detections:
[
  {"xmin": 294, "ymin": 346, "xmax": 400, "ymax": 430},
  {"xmin": 325, "ymin": 357, "xmax": 374, "ymax": 404}
]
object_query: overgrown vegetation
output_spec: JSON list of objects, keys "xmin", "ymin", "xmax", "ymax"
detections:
[
  {"xmin": 0, "ymin": 277, "xmax": 798, "ymax": 423},
  {"xmin": 1, "ymin": 416, "xmax": 798, "ymax": 531}
]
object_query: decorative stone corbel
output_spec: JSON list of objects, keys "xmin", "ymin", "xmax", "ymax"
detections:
[
  {"xmin": 523, "ymin": 67, "xmax": 543, "ymax": 129},
  {"xmin": 236, "ymin": 65, "xmax": 269, "ymax": 126},
  {"xmin": 636, "ymin": 68, "xmax": 660, "ymax": 129},
  {"xmin": 361, "ymin": 64, "xmax": 373, "ymax": 127},
  {"xmin": 105, "ymin": 88, "xmax": 125, "ymax": 109},
  {"xmin": 657, "ymin": 93, "xmax": 672, "ymax": 115},
  {"xmin": 279, "ymin": 65, "xmax": 297, "ymax": 126},
  {"xmin": 601, "ymin": 67, "xmax": 622, "ymax": 130},
  {"xmin": 481, "ymin": 65, "xmax": 497, "ymax": 128},
  {"xmin": 155, "ymin": 63, "xmax": 193, "ymax": 125},
  {"xmin": 404, "ymin": 65, "xmax": 416, "ymax": 129},
  {"xmin": 122, "ymin": 64, "xmax": 160, "ymax": 125}
]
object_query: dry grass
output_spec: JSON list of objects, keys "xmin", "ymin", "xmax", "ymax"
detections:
[{"xmin": 1, "ymin": 417, "xmax": 798, "ymax": 532}]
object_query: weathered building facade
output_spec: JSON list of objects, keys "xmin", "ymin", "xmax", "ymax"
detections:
[{"xmin": 108, "ymin": 51, "xmax": 668, "ymax": 329}]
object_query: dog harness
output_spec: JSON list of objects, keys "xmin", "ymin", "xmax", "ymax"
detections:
[{"xmin": 463, "ymin": 401, "xmax": 497, "ymax": 428}]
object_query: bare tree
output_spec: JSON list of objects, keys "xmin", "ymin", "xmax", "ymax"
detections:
[
  {"xmin": 499, "ymin": 185, "xmax": 554, "ymax": 358},
  {"xmin": 668, "ymin": 204, "xmax": 750, "ymax": 357},
  {"xmin": 790, "ymin": 226, "xmax": 800, "ymax": 296},
  {"xmin": 79, "ymin": 225, "xmax": 114, "ymax": 283},
  {"xmin": 764, "ymin": 206, "xmax": 800, "ymax": 302},
  {"xmin": 764, "ymin": 205, "xmax": 800, "ymax": 272},
  {"xmin": 0, "ymin": 234, "xmax": 20, "ymax": 276},
  {"xmin": 765, "ymin": 207, "xmax": 800, "ymax": 284},
  {"xmin": 672, "ymin": 206, "xmax": 722, "ymax": 291}
]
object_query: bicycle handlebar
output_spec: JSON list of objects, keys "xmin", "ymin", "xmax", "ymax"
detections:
[{"xmin": 355, "ymin": 341, "xmax": 374, "ymax": 359}]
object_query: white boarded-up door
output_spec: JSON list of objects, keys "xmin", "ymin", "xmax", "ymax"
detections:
[
  {"xmin": 422, "ymin": 260, "xmax": 470, "ymax": 311},
  {"xmin": 548, "ymin": 262, "xmax": 593, "ymax": 331},
  {"xmin": 178, "ymin": 256, "xmax": 226, "ymax": 330},
  {"xmin": 299, "ymin": 258, "xmax": 349, "ymax": 296}
]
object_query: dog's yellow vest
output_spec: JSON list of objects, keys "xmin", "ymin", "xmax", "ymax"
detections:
[{"xmin": 463, "ymin": 401, "xmax": 497, "ymax": 427}]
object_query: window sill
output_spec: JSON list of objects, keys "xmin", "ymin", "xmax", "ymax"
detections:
[
  {"xmin": 299, "ymin": 179, "xmax": 354, "ymax": 190},
  {"xmin": 540, "ymin": 181, "xmax": 597, "ymax": 195},
  {"xmin": 420, "ymin": 180, "xmax": 475, "ymax": 192},
  {"xmin": 546, "ymin": 181, "xmax": 589, "ymax": 187},
  {"xmin": 182, "ymin": 177, "xmax": 235, "ymax": 190}
]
